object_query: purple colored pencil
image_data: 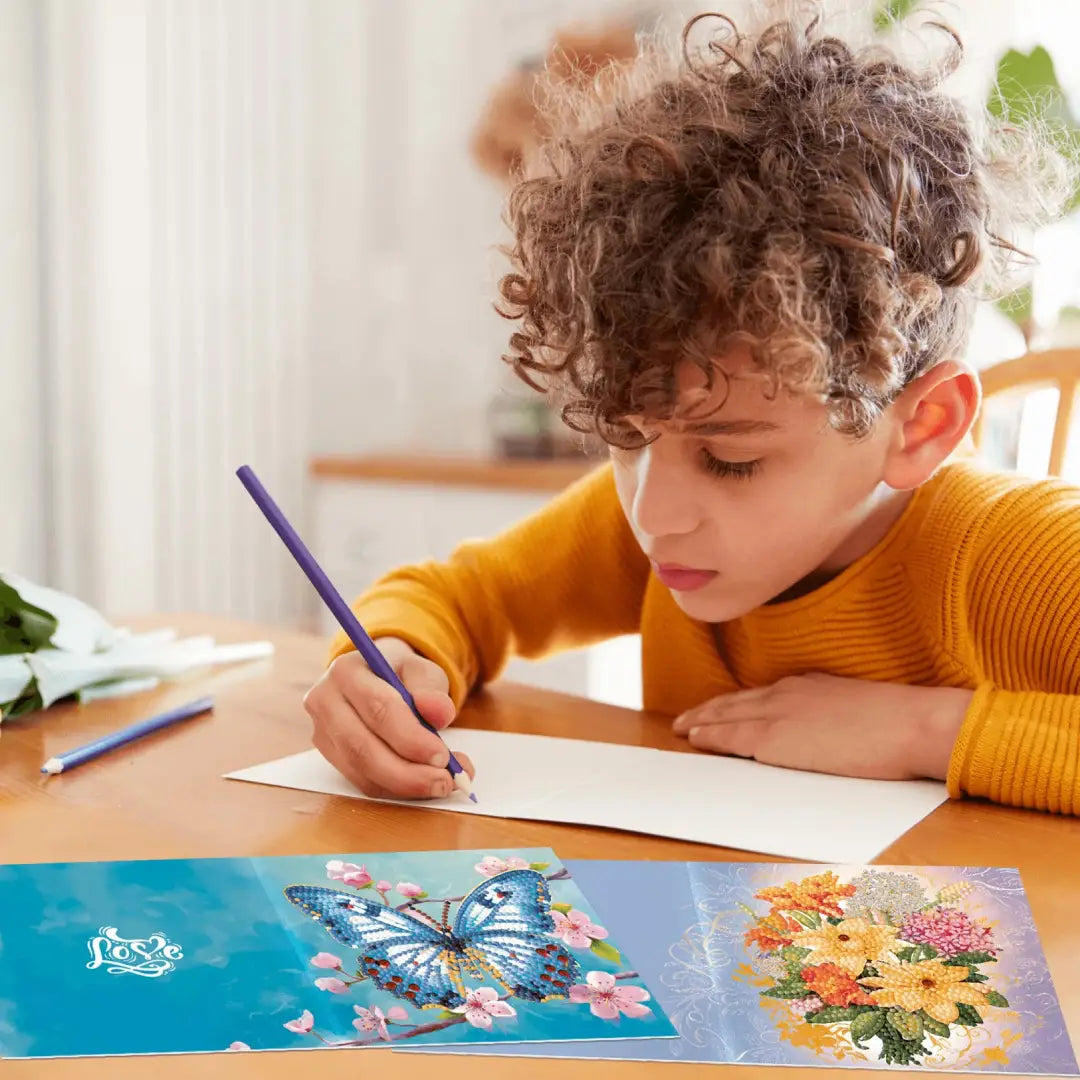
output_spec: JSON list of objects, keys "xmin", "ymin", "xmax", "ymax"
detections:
[{"xmin": 236, "ymin": 465, "xmax": 476, "ymax": 802}]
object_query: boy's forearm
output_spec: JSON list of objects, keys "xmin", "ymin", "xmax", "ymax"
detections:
[{"xmin": 947, "ymin": 686, "xmax": 1080, "ymax": 814}]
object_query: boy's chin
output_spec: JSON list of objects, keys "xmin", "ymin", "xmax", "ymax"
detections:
[{"xmin": 666, "ymin": 584, "xmax": 763, "ymax": 623}]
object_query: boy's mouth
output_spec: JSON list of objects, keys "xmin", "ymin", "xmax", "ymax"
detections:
[{"xmin": 651, "ymin": 562, "xmax": 718, "ymax": 592}]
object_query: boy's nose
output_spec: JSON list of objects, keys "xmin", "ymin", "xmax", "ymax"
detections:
[{"xmin": 630, "ymin": 448, "xmax": 701, "ymax": 538}]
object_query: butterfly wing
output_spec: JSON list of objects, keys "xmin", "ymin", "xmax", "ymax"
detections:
[
  {"xmin": 453, "ymin": 869, "xmax": 582, "ymax": 1002},
  {"xmin": 284, "ymin": 885, "xmax": 467, "ymax": 1008}
]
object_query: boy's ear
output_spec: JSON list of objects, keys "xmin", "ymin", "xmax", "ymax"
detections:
[{"xmin": 881, "ymin": 360, "xmax": 982, "ymax": 490}]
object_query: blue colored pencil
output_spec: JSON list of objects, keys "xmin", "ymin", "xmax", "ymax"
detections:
[
  {"xmin": 41, "ymin": 696, "xmax": 214, "ymax": 775},
  {"xmin": 235, "ymin": 464, "xmax": 476, "ymax": 802}
]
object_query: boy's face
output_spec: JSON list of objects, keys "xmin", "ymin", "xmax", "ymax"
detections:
[{"xmin": 610, "ymin": 346, "xmax": 904, "ymax": 621}]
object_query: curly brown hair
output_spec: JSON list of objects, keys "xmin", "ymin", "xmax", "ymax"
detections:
[{"xmin": 496, "ymin": 7, "xmax": 1073, "ymax": 442}]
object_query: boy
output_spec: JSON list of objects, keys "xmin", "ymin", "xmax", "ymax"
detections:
[{"xmin": 304, "ymin": 10, "xmax": 1079, "ymax": 814}]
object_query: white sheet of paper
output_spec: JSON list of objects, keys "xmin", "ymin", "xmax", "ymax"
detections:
[{"xmin": 225, "ymin": 728, "xmax": 947, "ymax": 863}]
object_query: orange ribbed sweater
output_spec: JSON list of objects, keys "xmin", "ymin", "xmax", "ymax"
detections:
[{"xmin": 330, "ymin": 462, "xmax": 1080, "ymax": 815}]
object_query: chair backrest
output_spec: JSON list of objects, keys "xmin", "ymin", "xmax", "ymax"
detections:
[{"xmin": 972, "ymin": 349, "xmax": 1080, "ymax": 477}]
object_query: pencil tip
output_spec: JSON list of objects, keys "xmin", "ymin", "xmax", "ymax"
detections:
[{"xmin": 468, "ymin": 792, "xmax": 478, "ymax": 804}]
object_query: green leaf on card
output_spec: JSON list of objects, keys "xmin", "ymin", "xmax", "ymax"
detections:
[
  {"xmin": 529, "ymin": 862, "xmax": 550, "ymax": 871},
  {"xmin": 985, "ymin": 990, "xmax": 1010, "ymax": 1008},
  {"xmin": 955, "ymin": 1003, "xmax": 984, "ymax": 1026},
  {"xmin": 550, "ymin": 902, "xmax": 573, "ymax": 915},
  {"xmin": 850, "ymin": 1008, "xmax": 887, "ymax": 1046},
  {"xmin": 589, "ymin": 939, "xmax": 622, "ymax": 964},
  {"xmin": 918, "ymin": 1011, "xmax": 953, "ymax": 1038}
]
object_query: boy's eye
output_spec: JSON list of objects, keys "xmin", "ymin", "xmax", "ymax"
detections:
[{"xmin": 700, "ymin": 448, "xmax": 762, "ymax": 481}]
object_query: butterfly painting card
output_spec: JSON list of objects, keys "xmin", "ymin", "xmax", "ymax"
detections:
[
  {"xmin": 0, "ymin": 847, "xmax": 675, "ymax": 1059},
  {"xmin": 403, "ymin": 861, "xmax": 1078, "ymax": 1076}
]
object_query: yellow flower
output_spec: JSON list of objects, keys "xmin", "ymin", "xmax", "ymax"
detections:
[
  {"xmin": 790, "ymin": 917, "xmax": 900, "ymax": 977},
  {"xmin": 860, "ymin": 959, "xmax": 990, "ymax": 1025}
]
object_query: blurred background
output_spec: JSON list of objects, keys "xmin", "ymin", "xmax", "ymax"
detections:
[{"xmin": 3, "ymin": 0, "xmax": 1079, "ymax": 707}]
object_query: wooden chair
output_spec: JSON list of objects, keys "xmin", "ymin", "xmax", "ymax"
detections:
[{"xmin": 971, "ymin": 348, "xmax": 1080, "ymax": 477}]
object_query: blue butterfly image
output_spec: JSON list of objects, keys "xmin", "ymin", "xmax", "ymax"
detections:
[{"xmin": 284, "ymin": 868, "xmax": 582, "ymax": 1010}]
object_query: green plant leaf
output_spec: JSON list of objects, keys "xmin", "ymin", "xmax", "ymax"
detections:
[
  {"xmin": 589, "ymin": 939, "xmax": 622, "ymax": 964},
  {"xmin": 529, "ymin": 862, "xmax": 550, "ymax": 871},
  {"xmin": 985, "ymin": 990, "xmax": 1010, "ymax": 1008},
  {"xmin": 415, "ymin": 891, "xmax": 428, "ymax": 900},
  {"xmin": 434, "ymin": 1009, "xmax": 459, "ymax": 1020},
  {"xmin": 964, "ymin": 969, "xmax": 989, "ymax": 983},
  {"xmin": 887, "ymin": 1008, "xmax": 924, "ymax": 1042},
  {"xmin": 878, "ymin": 1022, "xmax": 930, "ymax": 1066},
  {"xmin": 0, "ymin": 580, "xmax": 58, "ymax": 654},
  {"xmin": 850, "ymin": 1008, "xmax": 887, "ymax": 1046},
  {"xmin": 780, "ymin": 946, "xmax": 812, "ymax": 965},
  {"xmin": 945, "ymin": 951, "xmax": 996, "ymax": 966},
  {"xmin": 873, "ymin": 0, "xmax": 921, "ymax": 34},
  {"xmin": 790, "ymin": 911, "xmax": 820, "ymax": 930},
  {"xmin": 918, "ymin": 1011, "xmax": 953, "ymax": 1038},
  {"xmin": 761, "ymin": 978, "xmax": 811, "ymax": 1000},
  {"xmin": 807, "ymin": 1006, "xmax": 862, "ymax": 1024},
  {"xmin": 2, "ymin": 683, "xmax": 43, "ymax": 720},
  {"xmin": 550, "ymin": 902, "xmax": 572, "ymax": 915},
  {"xmin": 825, "ymin": 915, "xmax": 843, "ymax": 926},
  {"xmin": 955, "ymin": 1003, "xmax": 984, "ymax": 1026}
]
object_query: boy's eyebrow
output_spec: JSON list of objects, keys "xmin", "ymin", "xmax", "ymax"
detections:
[{"xmin": 675, "ymin": 419, "xmax": 781, "ymax": 435}]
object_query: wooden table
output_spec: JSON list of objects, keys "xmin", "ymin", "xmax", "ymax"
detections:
[{"xmin": 3, "ymin": 615, "xmax": 1079, "ymax": 1078}]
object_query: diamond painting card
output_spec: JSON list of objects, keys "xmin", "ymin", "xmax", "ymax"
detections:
[
  {"xmin": 405, "ymin": 862, "xmax": 1078, "ymax": 1075},
  {"xmin": 0, "ymin": 848, "xmax": 675, "ymax": 1059}
]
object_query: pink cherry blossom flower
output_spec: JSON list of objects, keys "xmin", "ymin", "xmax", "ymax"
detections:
[
  {"xmin": 227, "ymin": 1041, "xmax": 250, "ymax": 1051},
  {"xmin": 310, "ymin": 952, "xmax": 342, "ymax": 970},
  {"xmin": 376, "ymin": 880, "xmax": 392, "ymax": 893},
  {"xmin": 314, "ymin": 977, "xmax": 349, "ymax": 994},
  {"xmin": 451, "ymin": 986, "xmax": 518, "ymax": 1030},
  {"xmin": 396, "ymin": 882, "xmax": 424, "ymax": 898},
  {"xmin": 325, "ymin": 860, "xmax": 372, "ymax": 888},
  {"xmin": 552, "ymin": 908, "xmax": 609, "ymax": 948},
  {"xmin": 283, "ymin": 1009, "xmax": 314, "ymax": 1034},
  {"xmin": 474, "ymin": 855, "xmax": 531, "ymax": 878},
  {"xmin": 569, "ymin": 972, "xmax": 652, "ymax": 1020},
  {"xmin": 353, "ymin": 1004, "xmax": 407, "ymax": 1040}
]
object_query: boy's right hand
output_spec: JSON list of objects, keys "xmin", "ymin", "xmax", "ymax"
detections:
[{"xmin": 303, "ymin": 637, "xmax": 473, "ymax": 800}]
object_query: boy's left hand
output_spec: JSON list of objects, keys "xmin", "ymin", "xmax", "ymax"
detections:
[{"xmin": 671, "ymin": 673, "xmax": 974, "ymax": 781}]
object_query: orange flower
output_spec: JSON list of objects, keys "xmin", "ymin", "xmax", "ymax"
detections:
[
  {"xmin": 755, "ymin": 872, "xmax": 856, "ymax": 918},
  {"xmin": 745, "ymin": 914, "xmax": 800, "ymax": 953},
  {"xmin": 802, "ymin": 963, "xmax": 875, "ymax": 1007}
]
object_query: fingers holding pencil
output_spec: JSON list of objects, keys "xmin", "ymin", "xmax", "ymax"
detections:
[{"xmin": 304, "ymin": 642, "xmax": 475, "ymax": 801}]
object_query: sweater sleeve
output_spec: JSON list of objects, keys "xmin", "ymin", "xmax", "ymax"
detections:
[
  {"xmin": 947, "ymin": 476, "xmax": 1080, "ymax": 813},
  {"xmin": 326, "ymin": 462, "xmax": 650, "ymax": 706}
]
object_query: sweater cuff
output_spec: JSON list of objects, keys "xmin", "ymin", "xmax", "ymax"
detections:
[
  {"xmin": 946, "ymin": 684, "xmax": 1080, "ymax": 813},
  {"xmin": 325, "ymin": 595, "xmax": 477, "ymax": 709}
]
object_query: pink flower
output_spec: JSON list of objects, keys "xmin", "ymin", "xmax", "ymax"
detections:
[
  {"xmin": 396, "ymin": 882, "xmax": 424, "ymax": 898},
  {"xmin": 314, "ymin": 977, "xmax": 349, "ymax": 994},
  {"xmin": 552, "ymin": 908, "xmax": 609, "ymax": 948},
  {"xmin": 352, "ymin": 1005, "xmax": 408, "ymax": 1040},
  {"xmin": 790, "ymin": 994, "xmax": 825, "ymax": 1017},
  {"xmin": 326, "ymin": 860, "xmax": 372, "ymax": 888},
  {"xmin": 569, "ymin": 972, "xmax": 652, "ymax": 1020},
  {"xmin": 474, "ymin": 855, "xmax": 530, "ymax": 878},
  {"xmin": 310, "ymin": 952, "xmax": 342, "ymax": 970},
  {"xmin": 899, "ymin": 907, "xmax": 997, "ymax": 958},
  {"xmin": 451, "ymin": 986, "xmax": 518, "ymax": 1030},
  {"xmin": 283, "ymin": 1009, "xmax": 314, "ymax": 1034},
  {"xmin": 376, "ymin": 880, "xmax": 392, "ymax": 893},
  {"xmin": 227, "ymin": 1041, "xmax": 250, "ymax": 1051}
]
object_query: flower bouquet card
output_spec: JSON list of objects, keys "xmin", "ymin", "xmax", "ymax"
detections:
[
  {"xmin": 404, "ymin": 861, "xmax": 1078, "ymax": 1075},
  {"xmin": 0, "ymin": 848, "xmax": 675, "ymax": 1059}
]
